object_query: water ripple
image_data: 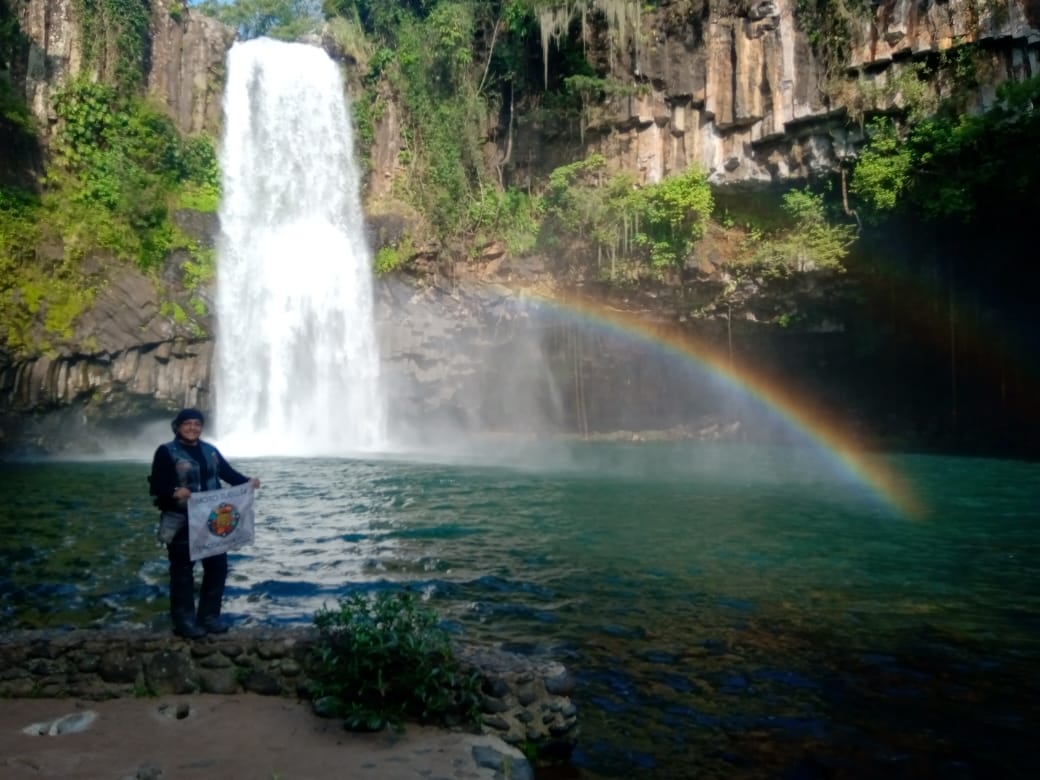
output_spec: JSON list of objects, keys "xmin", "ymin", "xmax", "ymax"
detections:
[{"xmin": 0, "ymin": 446, "xmax": 1037, "ymax": 778}]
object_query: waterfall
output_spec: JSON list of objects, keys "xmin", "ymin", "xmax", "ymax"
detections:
[{"xmin": 214, "ymin": 38, "xmax": 386, "ymax": 455}]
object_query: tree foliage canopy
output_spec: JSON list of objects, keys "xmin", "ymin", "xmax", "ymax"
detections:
[
  {"xmin": 851, "ymin": 76, "xmax": 1040, "ymax": 223},
  {"xmin": 50, "ymin": 78, "xmax": 218, "ymax": 267},
  {"xmin": 541, "ymin": 154, "xmax": 715, "ymax": 279},
  {"xmin": 196, "ymin": 0, "xmax": 322, "ymax": 41},
  {"xmin": 749, "ymin": 188, "xmax": 856, "ymax": 272}
]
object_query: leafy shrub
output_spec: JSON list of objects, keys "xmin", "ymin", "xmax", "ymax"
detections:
[
  {"xmin": 0, "ymin": 76, "xmax": 219, "ymax": 354},
  {"xmin": 374, "ymin": 241, "xmax": 412, "ymax": 274},
  {"xmin": 851, "ymin": 75, "xmax": 1040, "ymax": 222},
  {"xmin": 466, "ymin": 185, "xmax": 541, "ymax": 255},
  {"xmin": 1, "ymin": 187, "xmax": 95, "ymax": 355},
  {"xmin": 742, "ymin": 188, "xmax": 855, "ymax": 273},
  {"xmin": 49, "ymin": 79, "xmax": 220, "ymax": 267},
  {"xmin": 542, "ymin": 155, "xmax": 714, "ymax": 278},
  {"xmin": 849, "ymin": 118, "xmax": 912, "ymax": 213},
  {"xmin": 389, "ymin": 5, "xmax": 488, "ymax": 234},
  {"xmin": 325, "ymin": 14, "xmax": 375, "ymax": 74},
  {"xmin": 541, "ymin": 154, "xmax": 638, "ymax": 267},
  {"xmin": 633, "ymin": 167, "xmax": 713, "ymax": 270},
  {"xmin": 76, "ymin": 0, "xmax": 151, "ymax": 91},
  {"xmin": 309, "ymin": 591, "xmax": 481, "ymax": 731},
  {"xmin": 0, "ymin": 187, "xmax": 41, "ymax": 353},
  {"xmin": 0, "ymin": 78, "xmax": 34, "ymax": 132}
]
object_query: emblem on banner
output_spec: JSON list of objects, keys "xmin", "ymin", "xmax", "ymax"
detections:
[
  {"xmin": 207, "ymin": 502, "xmax": 241, "ymax": 537},
  {"xmin": 187, "ymin": 483, "xmax": 256, "ymax": 561}
]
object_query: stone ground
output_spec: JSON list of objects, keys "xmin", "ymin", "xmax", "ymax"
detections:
[{"xmin": 0, "ymin": 694, "xmax": 532, "ymax": 779}]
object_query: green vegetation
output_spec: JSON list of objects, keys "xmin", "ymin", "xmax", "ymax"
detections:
[
  {"xmin": 195, "ymin": 0, "xmax": 322, "ymax": 40},
  {"xmin": 324, "ymin": 13, "xmax": 374, "ymax": 72},
  {"xmin": 306, "ymin": 0, "xmax": 842, "ymax": 282},
  {"xmin": 1, "ymin": 0, "xmax": 34, "ymax": 132},
  {"xmin": 541, "ymin": 154, "xmax": 714, "ymax": 280},
  {"xmin": 466, "ymin": 185, "xmax": 542, "ymax": 256},
  {"xmin": 849, "ymin": 118, "xmax": 911, "ymax": 213},
  {"xmin": 541, "ymin": 154, "xmax": 636, "ymax": 277},
  {"xmin": 564, "ymin": 74, "xmax": 650, "ymax": 141},
  {"xmin": 314, "ymin": 1, "xmax": 623, "ymax": 243},
  {"xmin": 742, "ymin": 188, "xmax": 856, "ymax": 272},
  {"xmin": 48, "ymin": 78, "xmax": 219, "ymax": 269},
  {"xmin": 1, "ymin": 185, "xmax": 100, "ymax": 356},
  {"xmin": 851, "ymin": 75, "xmax": 1040, "ymax": 223},
  {"xmin": 634, "ymin": 167, "xmax": 714, "ymax": 270},
  {"xmin": 1, "ymin": 65, "xmax": 220, "ymax": 355},
  {"xmin": 191, "ymin": 1, "xmax": 724, "ymax": 279},
  {"xmin": 5, "ymin": 0, "xmax": 1032, "ymax": 358},
  {"xmin": 310, "ymin": 591, "xmax": 481, "ymax": 731},
  {"xmin": 173, "ymin": 136, "xmax": 222, "ymax": 212},
  {"xmin": 794, "ymin": 0, "xmax": 871, "ymax": 84},
  {"xmin": 390, "ymin": 3, "xmax": 486, "ymax": 234},
  {"xmin": 373, "ymin": 237, "xmax": 415, "ymax": 274},
  {"xmin": 76, "ymin": 0, "xmax": 152, "ymax": 91},
  {"xmin": 795, "ymin": 6, "xmax": 1037, "ymax": 228},
  {"xmin": 0, "ymin": 188, "xmax": 56, "ymax": 355}
]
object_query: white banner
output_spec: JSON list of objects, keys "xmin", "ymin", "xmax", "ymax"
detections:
[{"xmin": 187, "ymin": 482, "xmax": 255, "ymax": 562}]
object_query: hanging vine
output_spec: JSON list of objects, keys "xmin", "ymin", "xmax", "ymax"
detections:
[
  {"xmin": 537, "ymin": 0, "xmax": 641, "ymax": 86},
  {"xmin": 75, "ymin": 0, "xmax": 151, "ymax": 92}
]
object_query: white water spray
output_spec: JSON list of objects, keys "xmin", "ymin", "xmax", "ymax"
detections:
[{"xmin": 215, "ymin": 38, "xmax": 386, "ymax": 455}]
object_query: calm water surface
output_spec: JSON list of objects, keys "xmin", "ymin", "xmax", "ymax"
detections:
[{"xmin": 1, "ymin": 441, "xmax": 1038, "ymax": 778}]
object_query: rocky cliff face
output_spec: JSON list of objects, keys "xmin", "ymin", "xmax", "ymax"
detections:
[
  {"xmin": 16, "ymin": 0, "xmax": 231, "ymax": 138},
  {"xmin": 0, "ymin": 2, "xmax": 231, "ymax": 453},
  {"xmin": 0, "ymin": 209, "xmax": 219, "ymax": 454},
  {"xmin": 1, "ymin": 0, "xmax": 1038, "ymax": 455},
  {"xmin": 510, "ymin": 0, "xmax": 1040, "ymax": 185},
  {"xmin": 147, "ymin": 1, "xmax": 236, "ymax": 135}
]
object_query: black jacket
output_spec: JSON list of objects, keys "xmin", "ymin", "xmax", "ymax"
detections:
[{"xmin": 149, "ymin": 439, "xmax": 250, "ymax": 514}]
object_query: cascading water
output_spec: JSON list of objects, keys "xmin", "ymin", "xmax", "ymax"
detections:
[{"xmin": 215, "ymin": 38, "xmax": 386, "ymax": 455}]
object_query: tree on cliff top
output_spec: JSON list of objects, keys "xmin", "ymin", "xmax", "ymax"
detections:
[{"xmin": 195, "ymin": 0, "xmax": 322, "ymax": 40}]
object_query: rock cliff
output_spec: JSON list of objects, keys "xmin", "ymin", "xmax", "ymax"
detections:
[
  {"xmin": 1, "ymin": 0, "xmax": 1038, "ymax": 455},
  {"xmin": 509, "ymin": 0, "xmax": 1040, "ymax": 185},
  {"xmin": 16, "ymin": 0, "xmax": 231, "ymax": 139},
  {"xmin": 0, "ymin": 214, "xmax": 219, "ymax": 454},
  {"xmin": 1, "ymin": 1, "xmax": 230, "ymax": 452}
]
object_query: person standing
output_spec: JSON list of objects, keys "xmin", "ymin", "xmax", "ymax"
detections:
[{"xmin": 149, "ymin": 408, "xmax": 261, "ymax": 638}]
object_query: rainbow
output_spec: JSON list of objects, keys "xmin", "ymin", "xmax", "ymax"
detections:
[{"xmin": 522, "ymin": 291, "xmax": 926, "ymax": 519}]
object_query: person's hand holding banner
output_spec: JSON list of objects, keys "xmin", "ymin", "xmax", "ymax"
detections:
[{"xmin": 187, "ymin": 482, "xmax": 256, "ymax": 562}]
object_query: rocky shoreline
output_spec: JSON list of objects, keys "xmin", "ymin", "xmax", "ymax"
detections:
[{"xmin": 0, "ymin": 627, "xmax": 578, "ymax": 767}]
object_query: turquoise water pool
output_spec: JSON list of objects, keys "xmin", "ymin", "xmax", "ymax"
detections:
[{"xmin": 2, "ymin": 441, "xmax": 1037, "ymax": 778}]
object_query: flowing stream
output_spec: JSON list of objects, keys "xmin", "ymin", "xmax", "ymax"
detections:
[{"xmin": 215, "ymin": 38, "xmax": 385, "ymax": 455}]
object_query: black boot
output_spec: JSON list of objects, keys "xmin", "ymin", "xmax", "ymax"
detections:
[
  {"xmin": 197, "ymin": 553, "xmax": 230, "ymax": 634},
  {"xmin": 169, "ymin": 566, "xmax": 205, "ymax": 639}
]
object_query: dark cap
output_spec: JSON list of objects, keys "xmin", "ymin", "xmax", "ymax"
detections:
[{"xmin": 171, "ymin": 408, "xmax": 205, "ymax": 433}]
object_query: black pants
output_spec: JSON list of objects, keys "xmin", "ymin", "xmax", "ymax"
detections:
[{"xmin": 167, "ymin": 524, "xmax": 228, "ymax": 625}]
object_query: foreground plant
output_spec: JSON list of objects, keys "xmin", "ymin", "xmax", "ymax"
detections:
[{"xmin": 310, "ymin": 590, "xmax": 481, "ymax": 731}]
